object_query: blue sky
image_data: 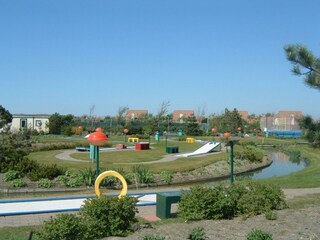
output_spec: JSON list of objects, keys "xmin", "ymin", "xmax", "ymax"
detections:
[{"xmin": 1, "ymin": 0, "xmax": 319, "ymax": 118}]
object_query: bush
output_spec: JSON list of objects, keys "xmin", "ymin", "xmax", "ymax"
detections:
[
  {"xmin": 37, "ymin": 213, "xmax": 88, "ymax": 240},
  {"xmin": 13, "ymin": 158, "xmax": 40, "ymax": 174},
  {"xmin": 188, "ymin": 227, "xmax": 206, "ymax": 240},
  {"xmin": 178, "ymin": 185, "xmax": 239, "ymax": 220},
  {"xmin": 28, "ymin": 164, "xmax": 65, "ymax": 181},
  {"xmin": 264, "ymin": 210, "xmax": 277, "ymax": 220},
  {"xmin": 56, "ymin": 171, "xmax": 83, "ymax": 188},
  {"xmin": 160, "ymin": 171, "xmax": 173, "ymax": 185},
  {"xmin": 131, "ymin": 165, "xmax": 155, "ymax": 187},
  {"xmin": 79, "ymin": 168, "xmax": 96, "ymax": 186},
  {"xmin": 236, "ymin": 182, "xmax": 288, "ymax": 217},
  {"xmin": 178, "ymin": 182, "xmax": 287, "ymax": 221},
  {"xmin": 234, "ymin": 145, "xmax": 264, "ymax": 162},
  {"xmin": 3, "ymin": 170, "xmax": 21, "ymax": 182},
  {"xmin": 10, "ymin": 178, "xmax": 26, "ymax": 188},
  {"xmin": 37, "ymin": 178, "xmax": 53, "ymax": 188},
  {"xmin": 80, "ymin": 196, "xmax": 138, "ymax": 238},
  {"xmin": 246, "ymin": 229, "xmax": 273, "ymax": 240}
]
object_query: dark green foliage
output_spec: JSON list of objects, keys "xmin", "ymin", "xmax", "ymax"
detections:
[
  {"xmin": 298, "ymin": 115, "xmax": 320, "ymax": 147},
  {"xmin": 188, "ymin": 227, "xmax": 206, "ymax": 240},
  {"xmin": 246, "ymin": 228, "xmax": 273, "ymax": 240},
  {"xmin": 37, "ymin": 213, "xmax": 88, "ymax": 240},
  {"xmin": 0, "ymin": 105, "xmax": 12, "ymax": 128},
  {"xmin": 28, "ymin": 164, "xmax": 65, "ymax": 181},
  {"xmin": 178, "ymin": 185, "xmax": 240, "ymax": 220},
  {"xmin": 13, "ymin": 158, "xmax": 40, "ymax": 174},
  {"xmin": 0, "ymin": 132, "xmax": 30, "ymax": 173},
  {"xmin": 80, "ymin": 196, "xmax": 138, "ymax": 238},
  {"xmin": 184, "ymin": 114, "xmax": 202, "ymax": 136},
  {"xmin": 48, "ymin": 113, "xmax": 75, "ymax": 135},
  {"xmin": 37, "ymin": 196, "xmax": 138, "ymax": 239},
  {"xmin": 178, "ymin": 182, "xmax": 287, "ymax": 221},
  {"xmin": 284, "ymin": 44, "xmax": 320, "ymax": 90},
  {"xmin": 237, "ymin": 182, "xmax": 288, "ymax": 217},
  {"xmin": 211, "ymin": 108, "xmax": 244, "ymax": 134}
]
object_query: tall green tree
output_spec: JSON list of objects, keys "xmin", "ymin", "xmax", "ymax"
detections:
[
  {"xmin": 0, "ymin": 105, "xmax": 12, "ymax": 128},
  {"xmin": 284, "ymin": 44, "xmax": 320, "ymax": 90},
  {"xmin": 285, "ymin": 44, "xmax": 320, "ymax": 146},
  {"xmin": 184, "ymin": 114, "xmax": 202, "ymax": 136},
  {"xmin": 299, "ymin": 115, "xmax": 320, "ymax": 147},
  {"xmin": 48, "ymin": 113, "xmax": 74, "ymax": 135}
]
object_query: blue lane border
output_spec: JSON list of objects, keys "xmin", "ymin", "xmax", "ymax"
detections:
[
  {"xmin": 0, "ymin": 191, "xmax": 160, "ymax": 204},
  {"xmin": 0, "ymin": 192, "xmax": 160, "ymax": 216}
]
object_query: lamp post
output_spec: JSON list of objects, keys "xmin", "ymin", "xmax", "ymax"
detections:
[
  {"xmin": 223, "ymin": 132, "xmax": 233, "ymax": 183},
  {"xmin": 123, "ymin": 128, "xmax": 129, "ymax": 142},
  {"xmin": 164, "ymin": 131, "xmax": 168, "ymax": 152},
  {"xmin": 224, "ymin": 132, "xmax": 238, "ymax": 184},
  {"xmin": 211, "ymin": 128, "xmax": 216, "ymax": 142},
  {"xmin": 88, "ymin": 130, "xmax": 107, "ymax": 177}
]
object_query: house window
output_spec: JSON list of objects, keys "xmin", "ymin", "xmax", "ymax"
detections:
[
  {"xmin": 21, "ymin": 119, "xmax": 27, "ymax": 128},
  {"xmin": 36, "ymin": 120, "xmax": 42, "ymax": 127}
]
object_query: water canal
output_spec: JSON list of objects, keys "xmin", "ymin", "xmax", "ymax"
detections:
[{"xmin": 244, "ymin": 150, "xmax": 308, "ymax": 180}]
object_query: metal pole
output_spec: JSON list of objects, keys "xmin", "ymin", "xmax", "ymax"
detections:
[
  {"xmin": 96, "ymin": 146, "xmax": 100, "ymax": 177},
  {"xmin": 165, "ymin": 134, "xmax": 168, "ymax": 152},
  {"xmin": 230, "ymin": 141, "xmax": 234, "ymax": 183}
]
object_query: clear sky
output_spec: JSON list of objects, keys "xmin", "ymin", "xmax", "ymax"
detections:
[{"xmin": 1, "ymin": 0, "xmax": 319, "ymax": 118}]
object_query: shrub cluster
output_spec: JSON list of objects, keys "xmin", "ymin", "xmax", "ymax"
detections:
[
  {"xmin": 28, "ymin": 164, "xmax": 65, "ymax": 181},
  {"xmin": 234, "ymin": 145, "xmax": 265, "ymax": 162},
  {"xmin": 55, "ymin": 171, "xmax": 83, "ymax": 188},
  {"xmin": 178, "ymin": 182, "xmax": 287, "ymax": 221},
  {"xmin": 130, "ymin": 165, "xmax": 155, "ymax": 187},
  {"xmin": 37, "ymin": 178, "xmax": 53, "ymax": 188},
  {"xmin": 36, "ymin": 196, "xmax": 138, "ymax": 240},
  {"xmin": 30, "ymin": 142, "xmax": 78, "ymax": 152},
  {"xmin": 3, "ymin": 170, "xmax": 21, "ymax": 182}
]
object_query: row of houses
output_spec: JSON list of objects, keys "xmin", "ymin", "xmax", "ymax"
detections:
[{"xmin": 9, "ymin": 110, "xmax": 303, "ymax": 133}]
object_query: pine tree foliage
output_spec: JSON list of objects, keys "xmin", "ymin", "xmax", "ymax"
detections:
[{"xmin": 284, "ymin": 44, "xmax": 320, "ymax": 90}]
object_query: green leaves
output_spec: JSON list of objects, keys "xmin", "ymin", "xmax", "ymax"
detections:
[
  {"xmin": 284, "ymin": 44, "xmax": 320, "ymax": 90},
  {"xmin": 178, "ymin": 182, "xmax": 287, "ymax": 221}
]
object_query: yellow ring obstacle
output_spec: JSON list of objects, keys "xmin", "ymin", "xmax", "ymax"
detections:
[{"xmin": 94, "ymin": 170, "xmax": 128, "ymax": 198}]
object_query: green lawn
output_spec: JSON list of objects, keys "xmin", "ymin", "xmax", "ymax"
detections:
[
  {"xmin": 29, "ymin": 137, "xmax": 228, "ymax": 173},
  {"xmin": 28, "ymin": 135, "xmax": 320, "ymax": 184}
]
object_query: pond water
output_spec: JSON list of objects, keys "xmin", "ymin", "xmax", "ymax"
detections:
[{"xmin": 239, "ymin": 150, "xmax": 308, "ymax": 180}]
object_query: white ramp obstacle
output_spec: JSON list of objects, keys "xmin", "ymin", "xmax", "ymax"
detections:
[{"xmin": 182, "ymin": 142, "xmax": 221, "ymax": 157}]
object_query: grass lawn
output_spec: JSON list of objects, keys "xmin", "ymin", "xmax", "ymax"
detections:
[
  {"xmin": 28, "ymin": 135, "xmax": 320, "ymax": 186},
  {"xmin": 29, "ymin": 136, "xmax": 228, "ymax": 173}
]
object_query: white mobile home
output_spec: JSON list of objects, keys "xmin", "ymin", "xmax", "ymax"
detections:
[{"xmin": 11, "ymin": 114, "xmax": 51, "ymax": 133}]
